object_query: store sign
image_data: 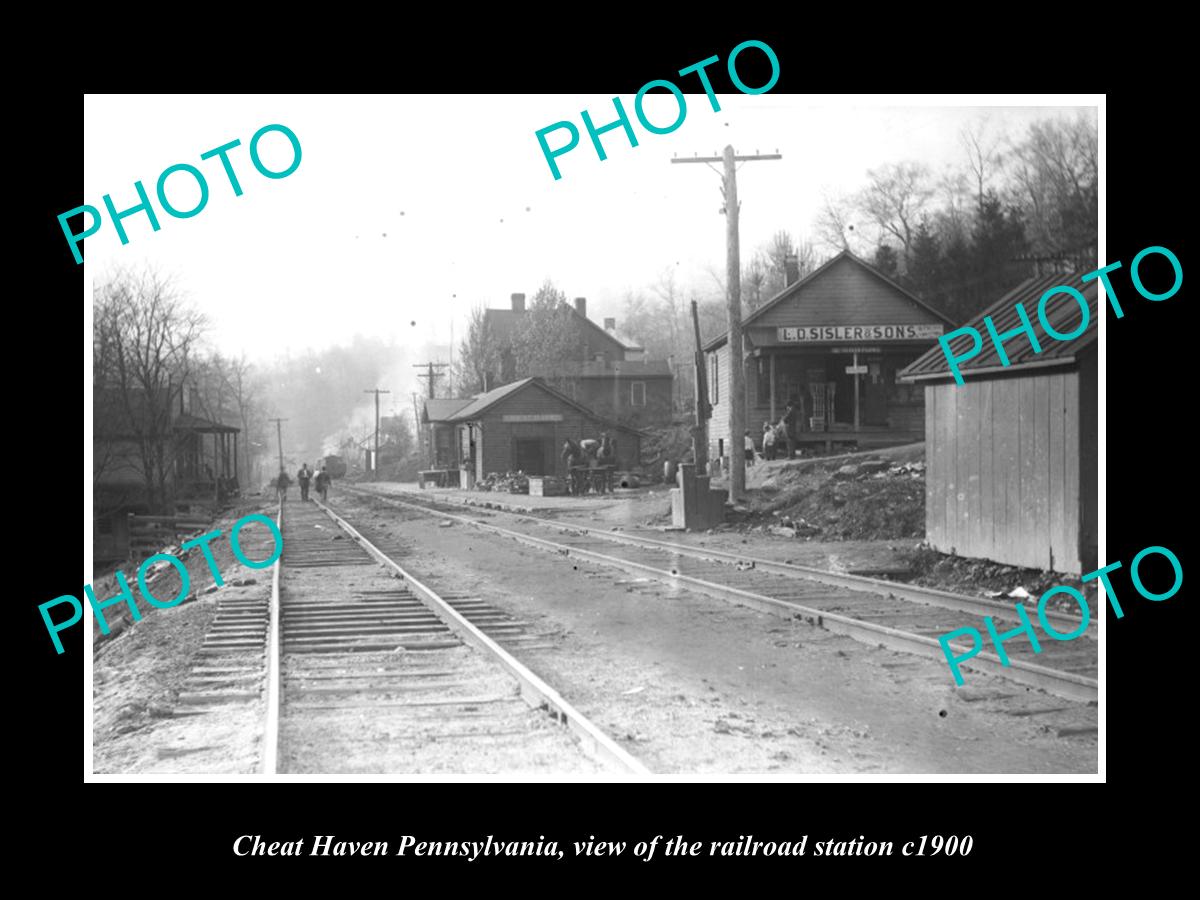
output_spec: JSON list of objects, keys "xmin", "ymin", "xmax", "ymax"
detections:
[
  {"xmin": 501, "ymin": 414, "xmax": 564, "ymax": 422},
  {"xmin": 778, "ymin": 324, "xmax": 944, "ymax": 342}
]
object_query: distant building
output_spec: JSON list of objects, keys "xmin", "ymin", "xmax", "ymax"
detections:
[
  {"xmin": 482, "ymin": 294, "xmax": 673, "ymax": 427},
  {"xmin": 703, "ymin": 250, "xmax": 955, "ymax": 459},
  {"xmin": 900, "ymin": 272, "xmax": 1098, "ymax": 575},
  {"xmin": 422, "ymin": 377, "xmax": 642, "ymax": 484}
]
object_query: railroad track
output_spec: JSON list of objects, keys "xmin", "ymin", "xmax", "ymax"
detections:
[
  {"xmin": 342, "ymin": 485, "xmax": 1098, "ymax": 703},
  {"xmin": 259, "ymin": 500, "xmax": 647, "ymax": 775},
  {"xmin": 169, "ymin": 513, "xmax": 280, "ymax": 718}
]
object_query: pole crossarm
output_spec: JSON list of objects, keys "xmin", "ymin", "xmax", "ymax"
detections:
[{"xmin": 671, "ymin": 154, "xmax": 782, "ymax": 163}]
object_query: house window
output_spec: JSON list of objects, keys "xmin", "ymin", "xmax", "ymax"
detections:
[
  {"xmin": 710, "ymin": 354, "xmax": 719, "ymax": 405},
  {"xmin": 630, "ymin": 382, "xmax": 646, "ymax": 407}
]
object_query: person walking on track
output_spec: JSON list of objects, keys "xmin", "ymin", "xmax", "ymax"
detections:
[
  {"xmin": 297, "ymin": 463, "xmax": 312, "ymax": 501},
  {"xmin": 315, "ymin": 467, "xmax": 330, "ymax": 503},
  {"xmin": 276, "ymin": 468, "xmax": 291, "ymax": 503}
]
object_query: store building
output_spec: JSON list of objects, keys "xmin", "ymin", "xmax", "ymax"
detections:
[{"xmin": 703, "ymin": 250, "xmax": 955, "ymax": 458}]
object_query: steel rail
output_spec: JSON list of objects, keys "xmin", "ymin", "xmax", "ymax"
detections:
[
  {"xmin": 344, "ymin": 487, "xmax": 1097, "ymax": 703},
  {"xmin": 349, "ymin": 485, "xmax": 1092, "ymax": 637},
  {"xmin": 312, "ymin": 498, "xmax": 650, "ymax": 776},
  {"xmin": 260, "ymin": 500, "xmax": 284, "ymax": 775}
]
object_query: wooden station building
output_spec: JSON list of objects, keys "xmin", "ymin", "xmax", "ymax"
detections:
[
  {"xmin": 900, "ymin": 272, "xmax": 1098, "ymax": 575},
  {"xmin": 703, "ymin": 251, "xmax": 955, "ymax": 458},
  {"xmin": 422, "ymin": 377, "xmax": 642, "ymax": 486}
]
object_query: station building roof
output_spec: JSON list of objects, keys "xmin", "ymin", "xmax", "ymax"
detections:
[{"xmin": 704, "ymin": 250, "xmax": 955, "ymax": 352}]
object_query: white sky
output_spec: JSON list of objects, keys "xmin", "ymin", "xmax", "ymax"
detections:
[{"xmin": 83, "ymin": 94, "xmax": 1095, "ymax": 401}]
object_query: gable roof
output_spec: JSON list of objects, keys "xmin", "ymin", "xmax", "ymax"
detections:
[
  {"xmin": 445, "ymin": 377, "xmax": 643, "ymax": 434},
  {"xmin": 704, "ymin": 250, "xmax": 956, "ymax": 352},
  {"xmin": 481, "ymin": 308, "xmax": 524, "ymax": 347},
  {"xmin": 484, "ymin": 302, "xmax": 637, "ymax": 353},
  {"xmin": 563, "ymin": 303, "xmax": 637, "ymax": 353},
  {"xmin": 899, "ymin": 271, "xmax": 1098, "ymax": 382}
]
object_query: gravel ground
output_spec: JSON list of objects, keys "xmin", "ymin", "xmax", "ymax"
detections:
[
  {"xmin": 336, "ymin": 493, "xmax": 1097, "ymax": 774},
  {"xmin": 91, "ymin": 498, "xmax": 276, "ymax": 775}
]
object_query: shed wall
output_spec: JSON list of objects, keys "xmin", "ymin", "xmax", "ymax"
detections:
[
  {"xmin": 474, "ymin": 387, "xmax": 641, "ymax": 477},
  {"xmin": 925, "ymin": 368, "xmax": 1085, "ymax": 573}
]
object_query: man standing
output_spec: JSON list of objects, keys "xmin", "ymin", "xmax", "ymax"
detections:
[
  {"xmin": 315, "ymin": 467, "xmax": 330, "ymax": 503},
  {"xmin": 297, "ymin": 463, "xmax": 312, "ymax": 501},
  {"xmin": 744, "ymin": 430, "xmax": 756, "ymax": 467},
  {"xmin": 781, "ymin": 399, "xmax": 800, "ymax": 459}
]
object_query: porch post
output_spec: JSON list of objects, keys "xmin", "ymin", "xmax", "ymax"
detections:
[
  {"xmin": 853, "ymin": 351, "xmax": 861, "ymax": 432},
  {"xmin": 769, "ymin": 353, "xmax": 777, "ymax": 421}
]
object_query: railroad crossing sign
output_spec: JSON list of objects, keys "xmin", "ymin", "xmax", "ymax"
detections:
[{"xmin": 845, "ymin": 364, "xmax": 868, "ymax": 375}]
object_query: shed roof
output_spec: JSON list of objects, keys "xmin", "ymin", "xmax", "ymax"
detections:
[
  {"xmin": 899, "ymin": 271, "xmax": 1098, "ymax": 382},
  {"xmin": 422, "ymin": 397, "xmax": 471, "ymax": 424},
  {"xmin": 704, "ymin": 250, "xmax": 955, "ymax": 352},
  {"xmin": 445, "ymin": 377, "xmax": 643, "ymax": 434}
]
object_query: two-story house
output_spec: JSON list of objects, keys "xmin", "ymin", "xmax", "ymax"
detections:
[{"xmin": 482, "ymin": 293, "xmax": 673, "ymax": 428}]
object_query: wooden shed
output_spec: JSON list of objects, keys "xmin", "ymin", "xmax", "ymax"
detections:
[
  {"xmin": 899, "ymin": 272, "xmax": 1098, "ymax": 574},
  {"xmin": 431, "ymin": 377, "xmax": 643, "ymax": 485}
]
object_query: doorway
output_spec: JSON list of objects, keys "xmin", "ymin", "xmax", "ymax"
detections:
[{"xmin": 514, "ymin": 438, "xmax": 550, "ymax": 475}]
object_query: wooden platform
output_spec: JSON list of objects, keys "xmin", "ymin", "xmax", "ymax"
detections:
[{"xmin": 790, "ymin": 428, "xmax": 923, "ymax": 452}]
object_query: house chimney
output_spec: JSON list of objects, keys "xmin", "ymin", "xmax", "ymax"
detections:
[
  {"xmin": 574, "ymin": 296, "xmax": 587, "ymax": 317},
  {"xmin": 511, "ymin": 292, "xmax": 525, "ymax": 313},
  {"xmin": 604, "ymin": 317, "xmax": 616, "ymax": 331},
  {"xmin": 785, "ymin": 254, "xmax": 800, "ymax": 286}
]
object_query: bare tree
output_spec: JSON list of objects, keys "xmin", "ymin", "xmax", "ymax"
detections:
[
  {"xmin": 814, "ymin": 192, "xmax": 856, "ymax": 253},
  {"xmin": 225, "ymin": 355, "xmax": 260, "ymax": 486},
  {"xmin": 961, "ymin": 115, "xmax": 1004, "ymax": 215},
  {"xmin": 859, "ymin": 162, "xmax": 935, "ymax": 268},
  {"xmin": 453, "ymin": 304, "xmax": 500, "ymax": 394},
  {"xmin": 794, "ymin": 237, "xmax": 820, "ymax": 278},
  {"xmin": 191, "ymin": 352, "xmax": 261, "ymax": 488},
  {"xmin": 1006, "ymin": 112, "xmax": 1098, "ymax": 259},
  {"xmin": 935, "ymin": 166, "xmax": 972, "ymax": 248},
  {"xmin": 650, "ymin": 267, "xmax": 685, "ymax": 362},
  {"xmin": 741, "ymin": 254, "xmax": 769, "ymax": 310},
  {"xmin": 93, "ymin": 268, "xmax": 206, "ymax": 513}
]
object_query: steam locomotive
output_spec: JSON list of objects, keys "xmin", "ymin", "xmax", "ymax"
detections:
[{"xmin": 319, "ymin": 455, "xmax": 348, "ymax": 479}]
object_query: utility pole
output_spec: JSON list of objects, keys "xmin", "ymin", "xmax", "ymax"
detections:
[
  {"xmin": 672, "ymin": 146, "xmax": 781, "ymax": 500},
  {"xmin": 411, "ymin": 391, "xmax": 425, "ymax": 468},
  {"xmin": 363, "ymin": 388, "xmax": 390, "ymax": 480},
  {"xmin": 413, "ymin": 362, "xmax": 449, "ymax": 399},
  {"xmin": 690, "ymin": 300, "xmax": 710, "ymax": 475},
  {"xmin": 268, "ymin": 418, "xmax": 288, "ymax": 473}
]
